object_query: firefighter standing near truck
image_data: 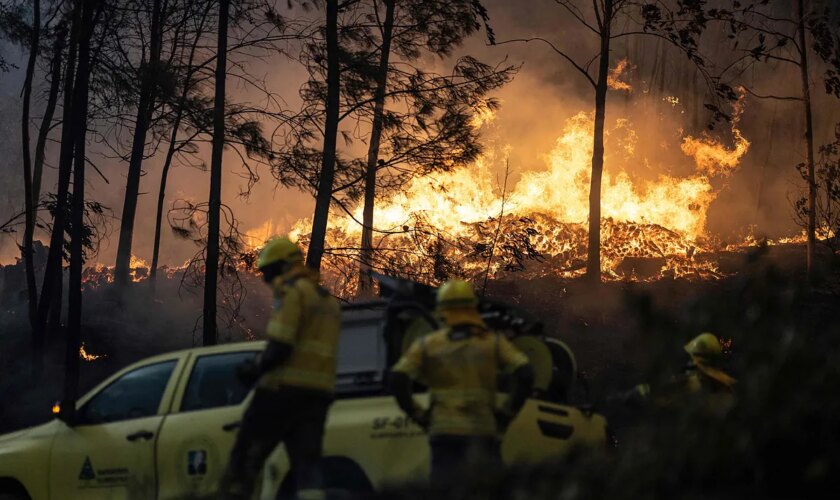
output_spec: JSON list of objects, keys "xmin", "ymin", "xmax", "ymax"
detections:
[
  {"xmin": 221, "ymin": 237, "xmax": 341, "ymax": 500},
  {"xmin": 389, "ymin": 279, "xmax": 535, "ymax": 485}
]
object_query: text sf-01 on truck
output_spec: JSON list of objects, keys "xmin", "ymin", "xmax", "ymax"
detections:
[{"xmin": 0, "ymin": 277, "xmax": 608, "ymax": 499}]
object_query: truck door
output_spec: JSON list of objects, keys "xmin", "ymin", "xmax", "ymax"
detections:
[
  {"xmin": 156, "ymin": 349, "xmax": 259, "ymax": 499},
  {"xmin": 48, "ymin": 358, "xmax": 182, "ymax": 500}
]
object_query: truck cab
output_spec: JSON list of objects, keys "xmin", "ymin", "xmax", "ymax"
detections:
[{"xmin": 0, "ymin": 277, "xmax": 608, "ymax": 499}]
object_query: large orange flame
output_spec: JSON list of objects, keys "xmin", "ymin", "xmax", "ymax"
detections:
[
  {"xmin": 607, "ymin": 58, "xmax": 633, "ymax": 92},
  {"xmin": 283, "ymin": 102, "xmax": 749, "ymax": 292}
]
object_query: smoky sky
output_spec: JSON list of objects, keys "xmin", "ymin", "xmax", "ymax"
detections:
[{"xmin": 1, "ymin": 0, "xmax": 838, "ymax": 266}]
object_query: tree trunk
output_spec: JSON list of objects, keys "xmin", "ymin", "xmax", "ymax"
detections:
[
  {"xmin": 797, "ymin": 0, "xmax": 817, "ymax": 284},
  {"xmin": 358, "ymin": 0, "xmax": 394, "ymax": 295},
  {"xmin": 21, "ymin": 0, "xmax": 41, "ymax": 331},
  {"xmin": 150, "ymin": 4, "xmax": 211, "ymax": 288},
  {"xmin": 33, "ymin": 29, "xmax": 65, "ymax": 211},
  {"xmin": 35, "ymin": 36, "xmax": 66, "ymax": 339},
  {"xmin": 203, "ymin": 0, "xmax": 229, "ymax": 346},
  {"xmin": 306, "ymin": 0, "xmax": 340, "ymax": 272},
  {"xmin": 34, "ymin": 0, "xmax": 81, "ymax": 371},
  {"xmin": 114, "ymin": 0, "xmax": 164, "ymax": 289},
  {"xmin": 586, "ymin": 0, "xmax": 613, "ymax": 284},
  {"xmin": 47, "ymin": 272, "xmax": 62, "ymax": 335},
  {"xmin": 755, "ymin": 104, "xmax": 777, "ymax": 221},
  {"xmin": 63, "ymin": 0, "xmax": 95, "ymax": 421}
]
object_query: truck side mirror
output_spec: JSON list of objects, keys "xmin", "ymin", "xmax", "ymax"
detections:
[{"xmin": 52, "ymin": 400, "xmax": 76, "ymax": 425}]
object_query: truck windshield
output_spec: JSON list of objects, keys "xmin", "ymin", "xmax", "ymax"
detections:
[{"xmin": 76, "ymin": 360, "xmax": 176, "ymax": 425}]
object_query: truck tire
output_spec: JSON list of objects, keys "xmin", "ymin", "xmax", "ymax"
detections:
[
  {"xmin": 276, "ymin": 456, "xmax": 374, "ymax": 499},
  {"xmin": 0, "ymin": 479, "xmax": 29, "ymax": 500}
]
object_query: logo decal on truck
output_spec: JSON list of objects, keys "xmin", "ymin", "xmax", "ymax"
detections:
[
  {"xmin": 188, "ymin": 450, "xmax": 208, "ymax": 476},
  {"xmin": 78, "ymin": 456, "xmax": 131, "ymax": 488},
  {"xmin": 79, "ymin": 456, "xmax": 96, "ymax": 480}
]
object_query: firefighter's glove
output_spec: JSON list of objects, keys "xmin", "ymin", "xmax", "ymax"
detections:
[
  {"xmin": 495, "ymin": 408, "xmax": 515, "ymax": 434},
  {"xmin": 236, "ymin": 359, "xmax": 261, "ymax": 387},
  {"xmin": 412, "ymin": 409, "xmax": 431, "ymax": 432}
]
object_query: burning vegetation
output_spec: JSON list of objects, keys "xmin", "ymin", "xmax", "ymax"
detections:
[{"xmin": 278, "ymin": 104, "xmax": 752, "ymax": 295}]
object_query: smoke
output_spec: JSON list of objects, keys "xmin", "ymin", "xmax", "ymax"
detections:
[{"xmin": 1, "ymin": 0, "xmax": 839, "ymax": 269}]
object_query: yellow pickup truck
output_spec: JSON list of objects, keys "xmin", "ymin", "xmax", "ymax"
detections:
[{"xmin": 0, "ymin": 290, "xmax": 608, "ymax": 499}]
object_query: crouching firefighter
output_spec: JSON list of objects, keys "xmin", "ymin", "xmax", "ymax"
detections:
[
  {"xmin": 389, "ymin": 279, "xmax": 534, "ymax": 485},
  {"xmin": 221, "ymin": 237, "xmax": 341, "ymax": 500},
  {"xmin": 623, "ymin": 332, "xmax": 736, "ymax": 413}
]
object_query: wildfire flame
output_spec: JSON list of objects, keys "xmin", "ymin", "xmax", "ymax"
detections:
[
  {"xmin": 470, "ymin": 102, "xmax": 499, "ymax": 129},
  {"xmin": 245, "ymin": 220, "xmax": 278, "ymax": 249},
  {"xmin": 607, "ymin": 58, "xmax": 633, "ymax": 92},
  {"xmin": 284, "ymin": 99, "xmax": 752, "ymax": 294},
  {"xmin": 82, "ymin": 255, "xmax": 151, "ymax": 288},
  {"xmin": 79, "ymin": 342, "xmax": 106, "ymax": 361},
  {"xmin": 70, "ymin": 91, "xmax": 777, "ymax": 297},
  {"xmin": 680, "ymin": 88, "xmax": 749, "ymax": 177}
]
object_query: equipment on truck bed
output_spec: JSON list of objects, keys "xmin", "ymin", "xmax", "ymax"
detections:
[{"xmin": 350, "ymin": 272, "xmax": 581, "ymax": 405}]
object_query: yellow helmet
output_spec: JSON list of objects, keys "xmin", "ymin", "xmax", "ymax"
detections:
[
  {"xmin": 436, "ymin": 279, "xmax": 478, "ymax": 311},
  {"xmin": 257, "ymin": 237, "xmax": 303, "ymax": 269},
  {"xmin": 684, "ymin": 332, "xmax": 722, "ymax": 362}
]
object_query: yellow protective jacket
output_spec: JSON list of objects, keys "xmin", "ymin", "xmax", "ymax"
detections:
[
  {"xmin": 392, "ymin": 314, "xmax": 529, "ymax": 437},
  {"xmin": 258, "ymin": 266, "xmax": 341, "ymax": 394}
]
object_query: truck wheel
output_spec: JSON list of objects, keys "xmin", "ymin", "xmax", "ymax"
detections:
[
  {"xmin": 0, "ymin": 479, "xmax": 29, "ymax": 500},
  {"xmin": 276, "ymin": 457, "xmax": 373, "ymax": 499}
]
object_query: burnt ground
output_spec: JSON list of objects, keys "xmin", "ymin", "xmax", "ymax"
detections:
[{"xmin": 2, "ymin": 242, "xmax": 839, "ymax": 440}]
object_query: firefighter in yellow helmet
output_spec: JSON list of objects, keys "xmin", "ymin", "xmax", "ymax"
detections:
[
  {"xmin": 682, "ymin": 332, "xmax": 736, "ymax": 394},
  {"xmin": 221, "ymin": 237, "xmax": 341, "ymax": 500},
  {"xmin": 626, "ymin": 332, "xmax": 736, "ymax": 411},
  {"xmin": 389, "ymin": 279, "xmax": 534, "ymax": 485}
]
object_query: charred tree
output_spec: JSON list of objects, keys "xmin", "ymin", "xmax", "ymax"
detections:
[
  {"xmin": 203, "ymin": 0, "xmax": 230, "ymax": 346},
  {"xmin": 63, "ymin": 0, "xmax": 97, "ymax": 420},
  {"xmin": 495, "ymin": 1, "xmax": 722, "ymax": 282},
  {"xmin": 114, "ymin": 0, "xmax": 165, "ymax": 290},
  {"xmin": 306, "ymin": 0, "xmax": 340, "ymax": 272},
  {"xmin": 274, "ymin": 0, "xmax": 512, "ymax": 286},
  {"xmin": 718, "ymin": 0, "xmax": 840, "ymax": 283},
  {"xmin": 33, "ymin": 29, "xmax": 65, "ymax": 213},
  {"xmin": 358, "ymin": 0, "xmax": 395, "ymax": 294},
  {"xmin": 21, "ymin": 0, "xmax": 41, "ymax": 330},
  {"xmin": 587, "ymin": 0, "xmax": 614, "ymax": 284},
  {"xmin": 150, "ymin": 2, "xmax": 213, "ymax": 288},
  {"xmin": 797, "ymin": 0, "xmax": 817, "ymax": 283},
  {"xmin": 34, "ymin": 0, "xmax": 82, "ymax": 370}
]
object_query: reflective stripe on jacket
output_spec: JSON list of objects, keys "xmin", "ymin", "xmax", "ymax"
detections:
[
  {"xmin": 392, "ymin": 320, "xmax": 529, "ymax": 437},
  {"xmin": 259, "ymin": 267, "xmax": 341, "ymax": 394}
]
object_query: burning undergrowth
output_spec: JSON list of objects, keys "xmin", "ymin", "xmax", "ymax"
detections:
[{"xmin": 283, "ymin": 103, "xmax": 750, "ymax": 296}]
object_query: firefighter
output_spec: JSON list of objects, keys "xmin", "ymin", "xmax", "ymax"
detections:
[
  {"xmin": 625, "ymin": 332, "xmax": 736, "ymax": 411},
  {"xmin": 389, "ymin": 279, "xmax": 534, "ymax": 485},
  {"xmin": 221, "ymin": 237, "xmax": 341, "ymax": 500},
  {"xmin": 681, "ymin": 332, "xmax": 736, "ymax": 396}
]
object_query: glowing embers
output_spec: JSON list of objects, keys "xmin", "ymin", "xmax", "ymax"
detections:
[
  {"xmin": 79, "ymin": 342, "xmax": 106, "ymax": 362},
  {"xmin": 81, "ymin": 255, "xmax": 152, "ymax": 288}
]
